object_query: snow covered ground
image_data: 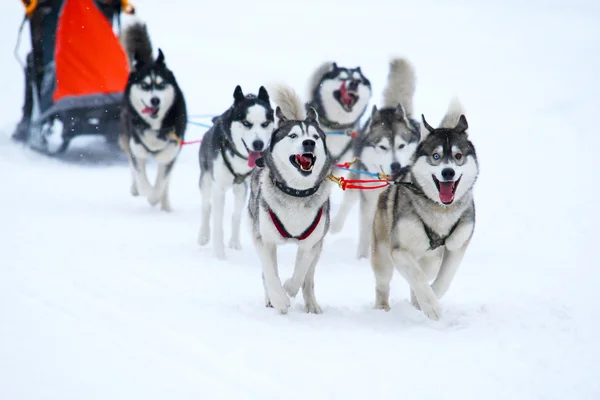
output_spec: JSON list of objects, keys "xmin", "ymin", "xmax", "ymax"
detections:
[{"xmin": 1, "ymin": 0, "xmax": 600, "ymax": 399}]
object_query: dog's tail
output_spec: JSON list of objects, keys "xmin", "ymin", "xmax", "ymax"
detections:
[
  {"xmin": 382, "ymin": 57, "xmax": 417, "ymax": 117},
  {"xmin": 439, "ymin": 97, "xmax": 467, "ymax": 130},
  {"xmin": 272, "ymin": 84, "xmax": 306, "ymax": 121},
  {"xmin": 306, "ymin": 61, "xmax": 335, "ymax": 101},
  {"xmin": 120, "ymin": 21, "xmax": 153, "ymax": 68}
]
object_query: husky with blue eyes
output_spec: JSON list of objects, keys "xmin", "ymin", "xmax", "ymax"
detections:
[
  {"xmin": 330, "ymin": 58, "xmax": 421, "ymax": 259},
  {"xmin": 197, "ymin": 85, "xmax": 275, "ymax": 260},
  {"xmin": 370, "ymin": 98, "xmax": 479, "ymax": 321},
  {"xmin": 247, "ymin": 84, "xmax": 333, "ymax": 315},
  {"xmin": 119, "ymin": 21, "xmax": 187, "ymax": 212},
  {"xmin": 305, "ymin": 61, "xmax": 372, "ymax": 164}
]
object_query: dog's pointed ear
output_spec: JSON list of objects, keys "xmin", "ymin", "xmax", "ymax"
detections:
[
  {"xmin": 255, "ymin": 157, "xmax": 265, "ymax": 168},
  {"xmin": 455, "ymin": 114, "xmax": 469, "ymax": 133},
  {"xmin": 233, "ymin": 85, "xmax": 245, "ymax": 105},
  {"xmin": 395, "ymin": 103, "xmax": 409, "ymax": 121},
  {"xmin": 421, "ymin": 114, "xmax": 435, "ymax": 133},
  {"xmin": 156, "ymin": 48, "xmax": 165, "ymax": 65},
  {"xmin": 275, "ymin": 106, "xmax": 288, "ymax": 125},
  {"xmin": 257, "ymin": 86, "xmax": 270, "ymax": 103},
  {"xmin": 371, "ymin": 104, "xmax": 379, "ymax": 119},
  {"xmin": 306, "ymin": 106, "xmax": 319, "ymax": 124},
  {"xmin": 331, "ymin": 62, "xmax": 338, "ymax": 71},
  {"xmin": 356, "ymin": 66, "xmax": 362, "ymax": 73}
]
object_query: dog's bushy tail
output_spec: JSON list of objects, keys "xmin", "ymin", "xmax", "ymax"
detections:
[
  {"xmin": 272, "ymin": 84, "xmax": 306, "ymax": 121},
  {"xmin": 382, "ymin": 57, "xmax": 417, "ymax": 116},
  {"xmin": 439, "ymin": 97, "xmax": 467, "ymax": 130},
  {"xmin": 306, "ymin": 61, "xmax": 334, "ymax": 101},
  {"xmin": 120, "ymin": 21, "xmax": 153, "ymax": 68}
]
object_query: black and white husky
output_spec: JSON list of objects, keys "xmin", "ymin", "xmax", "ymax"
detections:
[
  {"xmin": 247, "ymin": 84, "xmax": 333, "ymax": 315},
  {"xmin": 330, "ymin": 58, "xmax": 421, "ymax": 259},
  {"xmin": 306, "ymin": 62, "xmax": 372, "ymax": 164},
  {"xmin": 197, "ymin": 85, "xmax": 274, "ymax": 259},
  {"xmin": 118, "ymin": 21, "xmax": 187, "ymax": 212},
  {"xmin": 371, "ymin": 98, "xmax": 479, "ymax": 320}
]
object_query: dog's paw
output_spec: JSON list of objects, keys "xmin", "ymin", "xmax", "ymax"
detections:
[
  {"xmin": 374, "ymin": 301, "xmax": 391, "ymax": 311},
  {"xmin": 213, "ymin": 247, "xmax": 226, "ymax": 261},
  {"xmin": 283, "ymin": 279, "xmax": 300, "ymax": 298},
  {"xmin": 160, "ymin": 203, "xmax": 172, "ymax": 213},
  {"xmin": 228, "ymin": 238, "xmax": 242, "ymax": 250},
  {"xmin": 197, "ymin": 231, "xmax": 210, "ymax": 246},
  {"xmin": 147, "ymin": 191, "xmax": 161, "ymax": 207},
  {"xmin": 304, "ymin": 299, "xmax": 323, "ymax": 314},
  {"xmin": 130, "ymin": 181, "xmax": 139, "ymax": 196},
  {"xmin": 269, "ymin": 289, "xmax": 291, "ymax": 314},
  {"xmin": 417, "ymin": 294, "xmax": 441, "ymax": 321}
]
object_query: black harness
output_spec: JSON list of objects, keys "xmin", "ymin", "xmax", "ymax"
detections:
[
  {"xmin": 220, "ymin": 135, "xmax": 253, "ymax": 184},
  {"xmin": 393, "ymin": 181, "xmax": 462, "ymax": 250},
  {"xmin": 130, "ymin": 121, "xmax": 179, "ymax": 155}
]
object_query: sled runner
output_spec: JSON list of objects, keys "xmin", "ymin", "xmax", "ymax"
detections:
[{"xmin": 12, "ymin": 0, "xmax": 133, "ymax": 154}]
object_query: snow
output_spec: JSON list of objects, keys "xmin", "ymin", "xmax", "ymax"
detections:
[{"xmin": 1, "ymin": 0, "xmax": 600, "ymax": 399}]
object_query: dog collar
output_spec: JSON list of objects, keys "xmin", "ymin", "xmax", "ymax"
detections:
[{"xmin": 271, "ymin": 177, "xmax": 321, "ymax": 198}]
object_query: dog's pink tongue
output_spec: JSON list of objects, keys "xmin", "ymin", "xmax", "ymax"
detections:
[
  {"xmin": 248, "ymin": 151, "xmax": 261, "ymax": 168},
  {"xmin": 142, "ymin": 106, "xmax": 156, "ymax": 114},
  {"xmin": 339, "ymin": 82, "xmax": 353, "ymax": 105},
  {"xmin": 438, "ymin": 181, "xmax": 455, "ymax": 203},
  {"xmin": 296, "ymin": 154, "xmax": 312, "ymax": 170}
]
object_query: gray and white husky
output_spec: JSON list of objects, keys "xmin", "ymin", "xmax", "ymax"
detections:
[
  {"xmin": 371, "ymin": 98, "xmax": 479, "ymax": 320},
  {"xmin": 198, "ymin": 85, "xmax": 274, "ymax": 259},
  {"xmin": 306, "ymin": 62, "xmax": 372, "ymax": 164},
  {"xmin": 119, "ymin": 21, "xmax": 187, "ymax": 212},
  {"xmin": 247, "ymin": 84, "xmax": 333, "ymax": 314},
  {"xmin": 330, "ymin": 58, "xmax": 421, "ymax": 259}
]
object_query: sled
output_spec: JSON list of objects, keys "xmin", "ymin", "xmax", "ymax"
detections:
[{"xmin": 13, "ymin": 0, "xmax": 134, "ymax": 155}]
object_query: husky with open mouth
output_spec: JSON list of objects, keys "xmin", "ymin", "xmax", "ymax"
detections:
[
  {"xmin": 306, "ymin": 62, "xmax": 372, "ymax": 164},
  {"xmin": 370, "ymin": 98, "xmax": 479, "ymax": 320},
  {"xmin": 330, "ymin": 58, "xmax": 421, "ymax": 259},
  {"xmin": 247, "ymin": 84, "xmax": 333, "ymax": 314},
  {"xmin": 198, "ymin": 85, "xmax": 274, "ymax": 259},
  {"xmin": 119, "ymin": 21, "xmax": 187, "ymax": 212}
]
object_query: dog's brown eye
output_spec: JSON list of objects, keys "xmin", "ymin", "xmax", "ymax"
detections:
[{"xmin": 455, "ymin": 153, "xmax": 463, "ymax": 160}]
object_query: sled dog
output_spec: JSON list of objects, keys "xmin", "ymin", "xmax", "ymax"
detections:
[
  {"xmin": 330, "ymin": 58, "xmax": 421, "ymax": 259},
  {"xmin": 371, "ymin": 98, "xmax": 479, "ymax": 320},
  {"xmin": 248, "ymin": 84, "xmax": 333, "ymax": 314},
  {"xmin": 198, "ymin": 85, "xmax": 274, "ymax": 259},
  {"xmin": 305, "ymin": 62, "xmax": 372, "ymax": 164},
  {"xmin": 119, "ymin": 21, "xmax": 187, "ymax": 212}
]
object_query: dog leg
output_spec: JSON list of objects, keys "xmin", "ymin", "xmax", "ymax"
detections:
[
  {"xmin": 197, "ymin": 174, "xmax": 212, "ymax": 246},
  {"xmin": 256, "ymin": 240, "xmax": 289, "ymax": 314},
  {"xmin": 431, "ymin": 243, "xmax": 469, "ymax": 299},
  {"xmin": 228, "ymin": 182, "xmax": 247, "ymax": 250},
  {"xmin": 159, "ymin": 164, "xmax": 175, "ymax": 212},
  {"xmin": 149, "ymin": 161, "xmax": 174, "ymax": 208},
  {"xmin": 211, "ymin": 186, "xmax": 227, "ymax": 260},
  {"xmin": 371, "ymin": 243, "xmax": 393, "ymax": 311},
  {"xmin": 134, "ymin": 157, "xmax": 153, "ymax": 198},
  {"xmin": 330, "ymin": 188, "xmax": 358, "ymax": 234},
  {"xmin": 391, "ymin": 249, "xmax": 441, "ymax": 320},
  {"xmin": 262, "ymin": 272, "xmax": 273, "ymax": 308},
  {"xmin": 357, "ymin": 196, "xmax": 376, "ymax": 259},
  {"xmin": 283, "ymin": 243, "xmax": 320, "ymax": 298},
  {"xmin": 301, "ymin": 240, "xmax": 324, "ymax": 314}
]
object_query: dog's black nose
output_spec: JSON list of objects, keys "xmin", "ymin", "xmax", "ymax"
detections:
[
  {"xmin": 390, "ymin": 162, "xmax": 401, "ymax": 174},
  {"xmin": 302, "ymin": 139, "xmax": 316, "ymax": 152},
  {"xmin": 442, "ymin": 168, "xmax": 455, "ymax": 180},
  {"xmin": 252, "ymin": 140, "xmax": 264, "ymax": 151},
  {"xmin": 150, "ymin": 97, "xmax": 160, "ymax": 107},
  {"xmin": 348, "ymin": 80, "xmax": 360, "ymax": 90}
]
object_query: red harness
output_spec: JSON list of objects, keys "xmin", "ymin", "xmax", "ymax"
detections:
[{"xmin": 268, "ymin": 207, "xmax": 323, "ymax": 241}]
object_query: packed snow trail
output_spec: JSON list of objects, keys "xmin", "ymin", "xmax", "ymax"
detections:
[{"xmin": 2, "ymin": 0, "xmax": 600, "ymax": 399}]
